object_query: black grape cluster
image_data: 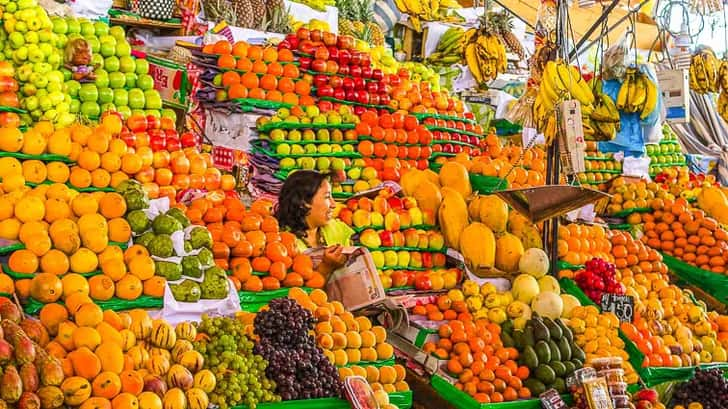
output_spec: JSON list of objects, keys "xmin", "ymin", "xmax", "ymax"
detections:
[
  {"xmin": 254, "ymin": 298, "xmax": 344, "ymax": 401},
  {"xmin": 671, "ymin": 368, "xmax": 728, "ymax": 409},
  {"xmin": 194, "ymin": 315, "xmax": 280, "ymax": 409}
]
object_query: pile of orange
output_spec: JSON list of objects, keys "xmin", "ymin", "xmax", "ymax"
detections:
[
  {"xmin": 642, "ymin": 197, "xmax": 728, "ymax": 273},
  {"xmin": 556, "ymin": 223, "xmax": 612, "ymax": 275},
  {"xmin": 422, "ymin": 319, "xmax": 531, "ymax": 404},
  {"xmin": 0, "ymin": 118, "xmax": 129, "ymax": 192},
  {"xmin": 206, "ymin": 40, "xmax": 312, "ymax": 106},
  {"xmin": 610, "ymin": 229, "xmax": 723, "ymax": 367},
  {"xmin": 180, "ymin": 196, "xmax": 324, "ymax": 292},
  {"xmin": 390, "ymin": 82, "xmax": 464, "ymax": 115}
]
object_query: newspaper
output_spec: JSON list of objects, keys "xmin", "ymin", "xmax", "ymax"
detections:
[{"xmin": 306, "ymin": 246, "xmax": 409, "ymax": 330}]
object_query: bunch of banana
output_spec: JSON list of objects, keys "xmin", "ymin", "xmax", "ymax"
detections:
[
  {"xmin": 616, "ymin": 68, "xmax": 659, "ymax": 119},
  {"xmin": 427, "ymin": 27, "xmax": 471, "ymax": 65},
  {"xmin": 587, "ymin": 93, "xmax": 621, "ymax": 141},
  {"xmin": 539, "ymin": 60, "xmax": 595, "ymax": 108},
  {"xmin": 392, "ymin": 0, "xmax": 461, "ymax": 23},
  {"xmin": 689, "ymin": 48, "xmax": 720, "ymax": 93},
  {"xmin": 718, "ymin": 58, "xmax": 728, "ymax": 92},
  {"xmin": 464, "ymin": 30, "xmax": 507, "ymax": 86},
  {"xmin": 718, "ymin": 91, "xmax": 728, "ymax": 123}
]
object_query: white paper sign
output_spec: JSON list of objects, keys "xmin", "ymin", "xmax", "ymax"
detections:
[{"xmin": 158, "ymin": 279, "xmax": 241, "ymax": 326}]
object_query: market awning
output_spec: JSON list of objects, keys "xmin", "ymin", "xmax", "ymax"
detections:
[{"xmin": 490, "ymin": 0, "xmax": 660, "ymax": 51}]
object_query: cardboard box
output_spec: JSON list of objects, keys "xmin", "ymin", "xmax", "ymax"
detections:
[{"xmin": 146, "ymin": 55, "xmax": 190, "ymax": 108}]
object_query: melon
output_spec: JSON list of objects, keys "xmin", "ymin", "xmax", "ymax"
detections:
[
  {"xmin": 519, "ymin": 248, "xmax": 549, "ymax": 278},
  {"xmin": 531, "ymin": 291, "xmax": 564, "ymax": 319},
  {"xmin": 560, "ymin": 294, "xmax": 581, "ymax": 318},
  {"xmin": 511, "ymin": 274, "xmax": 540, "ymax": 304},
  {"xmin": 537, "ymin": 276, "xmax": 560, "ymax": 294}
]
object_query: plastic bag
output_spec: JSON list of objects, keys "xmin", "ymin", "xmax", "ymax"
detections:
[
  {"xmin": 158, "ymin": 278, "xmax": 241, "ymax": 326},
  {"xmin": 623, "ymin": 156, "xmax": 651, "ymax": 179},
  {"xmin": 602, "ymin": 37, "xmax": 629, "ymax": 81},
  {"xmin": 70, "ymin": 0, "xmax": 112, "ymax": 19}
]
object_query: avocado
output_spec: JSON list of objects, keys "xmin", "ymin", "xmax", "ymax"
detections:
[
  {"xmin": 543, "ymin": 317, "xmax": 562, "ymax": 340},
  {"xmin": 549, "ymin": 361, "xmax": 567, "ymax": 377},
  {"xmin": 548, "ymin": 339, "xmax": 561, "ymax": 362},
  {"xmin": 501, "ymin": 320, "xmax": 514, "ymax": 336},
  {"xmin": 563, "ymin": 361, "xmax": 576, "ymax": 375},
  {"xmin": 555, "ymin": 318, "xmax": 573, "ymax": 343},
  {"xmin": 513, "ymin": 330, "xmax": 525, "ymax": 349},
  {"xmin": 523, "ymin": 324, "xmax": 536, "ymax": 347},
  {"xmin": 535, "ymin": 364, "xmax": 556, "ymax": 384},
  {"xmin": 552, "ymin": 377, "xmax": 566, "ymax": 394},
  {"xmin": 523, "ymin": 379, "xmax": 546, "ymax": 396},
  {"xmin": 572, "ymin": 345, "xmax": 586, "ymax": 362},
  {"xmin": 502, "ymin": 332, "xmax": 515, "ymax": 348},
  {"xmin": 521, "ymin": 345, "xmax": 539, "ymax": 370},
  {"xmin": 557, "ymin": 337, "xmax": 572, "ymax": 361},
  {"xmin": 532, "ymin": 318, "xmax": 550, "ymax": 342},
  {"xmin": 534, "ymin": 340, "xmax": 551, "ymax": 364}
]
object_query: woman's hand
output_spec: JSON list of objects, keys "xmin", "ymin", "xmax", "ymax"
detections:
[{"xmin": 322, "ymin": 245, "xmax": 346, "ymax": 269}]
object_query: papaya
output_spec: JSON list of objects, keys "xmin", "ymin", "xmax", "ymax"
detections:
[
  {"xmin": 413, "ymin": 181, "xmax": 442, "ymax": 220},
  {"xmin": 697, "ymin": 186, "xmax": 728, "ymax": 215},
  {"xmin": 399, "ymin": 169, "xmax": 424, "ymax": 197},
  {"xmin": 438, "ymin": 188, "xmax": 468, "ymax": 250},
  {"xmin": 495, "ymin": 233, "xmax": 525, "ymax": 272},
  {"xmin": 459, "ymin": 223, "xmax": 495, "ymax": 272},
  {"xmin": 467, "ymin": 196, "xmax": 483, "ymax": 222},
  {"xmin": 438, "ymin": 161, "xmax": 471, "ymax": 199},
  {"xmin": 478, "ymin": 195, "xmax": 508, "ymax": 233}
]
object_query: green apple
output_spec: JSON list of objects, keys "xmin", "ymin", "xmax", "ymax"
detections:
[
  {"xmin": 56, "ymin": 112, "xmax": 76, "ymax": 127},
  {"xmin": 104, "ymin": 56, "xmax": 120, "ymax": 72},
  {"xmin": 54, "ymin": 33, "xmax": 68, "ymax": 48},
  {"xmin": 135, "ymin": 58, "xmax": 149, "ymax": 75},
  {"xmin": 32, "ymin": 62, "xmax": 51, "ymax": 74},
  {"xmin": 305, "ymin": 144, "xmax": 317, "ymax": 154},
  {"xmin": 118, "ymin": 55, "xmax": 135, "ymax": 73},
  {"xmin": 80, "ymin": 101, "xmax": 100, "ymax": 118},
  {"xmin": 94, "ymin": 72, "xmax": 109, "ymax": 88},
  {"xmin": 38, "ymin": 30, "xmax": 53, "ymax": 44},
  {"xmin": 64, "ymin": 80, "xmax": 80, "ymax": 97},
  {"xmin": 79, "ymin": 83, "xmax": 99, "ymax": 102},
  {"xmin": 80, "ymin": 22, "xmax": 95, "ymax": 37},
  {"xmin": 128, "ymin": 88, "xmax": 145, "ymax": 109},
  {"xmin": 343, "ymin": 145, "xmax": 354, "ymax": 152},
  {"xmin": 161, "ymin": 109, "xmax": 176, "ymax": 121},
  {"xmin": 42, "ymin": 109, "xmax": 57, "ymax": 121},
  {"xmin": 14, "ymin": 21, "xmax": 28, "ymax": 34},
  {"xmin": 347, "ymin": 168, "xmax": 362, "ymax": 180},
  {"xmin": 124, "ymin": 73, "xmax": 137, "ymax": 88},
  {"xmin": 305, "ymin": 105, "xmax": 319, "ymax": 118},
  {"xmin": 86, "ymin": 37, "xmax": 100, "ymax": 53},
  {"xmin": 109, "ymin": 25, "xmax": 125, "ymax": 40},
  {"xmin": 116, "ymin": 41, "xmax": 132, "ymax": 58},
  {"xmin": 318, "ymin": 144, "xmax": 331, "ymax": 154},
  {"xmin": 144, "ymin": 91, "xmax": 162, "ymax": 109},
  {"xmin": 39, "ymin": 97, "xmax": 52, "ymax": 111},
  {"xmin": 113, "ymin": 89, "xmax": 128, "ymax": 107},
  {"xmin": 312, "ymin": 115, "xmax": 327, "ymax": 125},
  {"xmin": 29, "ymin": 72, "xmax": 48, "ymax": 88},
  {"xmin": 108, "ymin": 72, "xmax": 125, "ymax": 89},
  {"xmin": 27, "ymin": 47, "xmax": 44, "ymax": 63},
  {"xmin": 94, "ymin": 21, "xmax": 109, "ymax": 36},
  {"xmin": 48, "ymin": 91, "xmax": 64, "ymax": 106},
  {"xmin": 39, "ymin": 43, "xmax": 54, "ymax": 58},
  {"xmin": 137, "ymin": 74, "xmax": 154, "ymax": 90},
  {"xmin": 100, "ymin": 42, "xmax": 115, "ymax": 57},
  {"xmin": 316, "ymin": 129, "xmax": 330, "ymax": 141},
  {"xmin": 12, "ymin": 46, "xmax": 28, "ymax": 62},
  {"xmin": 98, "ymin": 87, "xmax": 114, "ymax": 104},
  {"xmin": 69, "ymin": 99, "xmax": 80, "ymax": 113},
  {"xmin": 101, "ymin": 103, "xmax": 116, "ymax": 113},
  {"xmin": 116, "ymin": 105, "xmax": 131, "ymax": 119},
  {"xmin": 91, "ymin": 53, "xmax": 104, "ymax": 68},
  {"xmin": 327, "ymin": 112, "xmax": 342, "ymax": 125},
  {"xmin": 52, "ymin": 17, "xmax": 67, "ymax": 34},
  {"xmin": 300, "ymin": 157, "xmax": 315, "ymax": 170},
  {"xmin": 277, "ymin": 107, "xmax": 290, "ymax": 118}
]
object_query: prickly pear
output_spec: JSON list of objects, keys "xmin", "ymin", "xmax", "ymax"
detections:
[
  {"xmin": 1, "ymin": 365, "xmax": 23, "ymax": 402},
  {"xmin": 17, "ymin": 391, "xmax": 41, "ymax": 409},
  {"xmin": 37, "ymin": 386, "xmax": 64, "ymax": 409},
  {"xmin": 20, "ymin": 363, "xmax": 39, "ymax": 393}
]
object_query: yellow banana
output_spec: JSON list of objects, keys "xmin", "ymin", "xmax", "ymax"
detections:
[
  {"xmin": 465, "ymin": 43, "xmax": 483, "ymax": 84},
  {"xmin": 616, "ymin": 71, "xmax": 631, "ymax": 110},
  {"xmin": 640, "ymin": 76, "xmax": 658, "ymax": 120}
]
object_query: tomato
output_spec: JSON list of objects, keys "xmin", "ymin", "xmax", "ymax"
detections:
[
  {"xmin": 0, "ymin": 92, "xmax": 19, "ymax": 108},
  {"xmin": 0, "ymin": 112, "xmax": 20, "ymax": 128},
  {"xmin": 0, "ymin": 77, "xmax": 18, "ymax": 93},
  {"xmin": 180, "ymin": 132, "xmax": 198, "ymax": 148},
  {"xmin": 146, "ymin": 115, "xmax": 161, "ymax": 130}
]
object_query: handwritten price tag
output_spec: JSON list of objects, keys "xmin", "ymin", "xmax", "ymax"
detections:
[{"xmin": 600, "ymin": 293, "xmax": 634, "ymax": 323}]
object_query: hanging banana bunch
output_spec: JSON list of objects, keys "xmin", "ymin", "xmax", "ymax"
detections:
[
  {"xmin": 464, "ymin": 28, "xmax": 507, "ymax": 87},
  {"xmin": 585, "ymin": 92, "xmax": 621, "ymax": 141},
  {"xmin": 427, "ymin": 27, "xmax": 468, "ymax": 65},
  {"xmin": 689, "ymin": 47, "xmax": 720, "ymax": 94},
  {"xmin": 615, "ymin": 67, "xmax": 659, "ymax": 120},
  {"xmin": 392, "ymin": 0, "xmax": 462, "ymax": 24},
  {"xmin": 718, "ymin": 58, "xmax": 728, "ymax": 92}
]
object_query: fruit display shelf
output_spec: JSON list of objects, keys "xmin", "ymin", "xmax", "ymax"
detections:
[
  {"xmin": 228, "ymin": 391, "xmax": 412, "ymax": 409},
  {"xmin": 22, "ymin": 293, "xmax": 163, "ymax": 315},
  {"xmin": 412, "ymin": 112, "xmax": 477, "ymax": 125},
  {"xmin": 662, "ymin": 253, "xmax": 728, "ymax": 308},
  {"xmin": 0, "ymin": 151, "xmax": 74, "ymax": 163},
  {"xmin": 430, "ymin": 375, "xmax": 572, "ymax": 409},
  {"xmin": 237, "ymin": 287, "xmax": 314, "ymax": 312},
  {"xmin": 559, "ymin": 277, "xmax": 728, "ymax": 387}
]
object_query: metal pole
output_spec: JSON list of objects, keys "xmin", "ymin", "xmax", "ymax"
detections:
[{"xmin": 489, "ymin": 0, "xmax": 537, "ymax": 30}]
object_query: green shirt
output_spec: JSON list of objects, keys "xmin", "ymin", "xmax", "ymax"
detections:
[{"xmin": 295, "ymin": 220, "xmax": 355, "ymax": 253}]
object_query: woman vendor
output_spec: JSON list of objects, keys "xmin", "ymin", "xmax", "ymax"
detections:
[{"xmin": 274, "ymin": 170, "xmax": 354, "ymax": 278}]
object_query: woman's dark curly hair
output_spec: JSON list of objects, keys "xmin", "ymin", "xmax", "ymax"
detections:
[{"xmin": 274, "ymin": 170, "xmax": 331, "ymax": 237}]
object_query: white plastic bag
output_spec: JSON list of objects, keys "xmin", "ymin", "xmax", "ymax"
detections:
[
  {"xmin": 158, "ymin": 279, "xmax": 241, "ymax": 326},
  {"xmin": 623, "ymin": 156, "xmax": 652, "ymax": 179},
  {"xmin": 70, "ymin": 0, "xmax": 113, "ymax": 19}
]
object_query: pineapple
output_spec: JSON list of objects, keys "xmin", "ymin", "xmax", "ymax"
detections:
[
  {"xmin": 336, "ymin": 0, "xmax": 385, "ymax": 46},
  {"xmin": 232, "ymin": 0, "xmax": 254, "ymax": 29},
  {"xmin": 249, "ymin": 0, "xmax": 267, "ymax": 29},
  {"xmin": 488, "ymin": 12, "xmax": 527, "ymax": 61}
]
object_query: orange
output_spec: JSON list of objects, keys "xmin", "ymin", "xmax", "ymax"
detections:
[
  {"xmin": 266, "ymin": 90, "xmax": 282, "ymax": 102},
  {"xmin": 236, "ymin": 57, "xmax": 253, "ymax": 71},
  {"xmin": 247, "ymin": 46, "xmax": 263, "ymax": 60},
  {"xmin": 260, "ymin": 74, "xmax": 278, "ymax": 91},
  {"xmin": 262, "ymin": 47, "xmax": 278, "ymax": 62},
  {"xmin": 249, "ymin": 88, "xmax": 266, "ymax": 100},
  {"xmin": 277, "ymin": 78, "xmax": 295, "ymax": 93},
  {"xmin": 217, "ymin": 54, "xmax": 236, "ymax": 69},
  {"xmin": 213, "ymin": 40, "xmax": 232, "ymax": 54},
  {"xmin": 282, "ymin": 64, "xmax": 299, "ymax": 78},
  {"xmin": 267, "ymin": 62, "xmax": 283, "ymax": 76},
  {"xmin": 228, "ymin": 84, "xmax": 248, "ymax": 99},
  {"xmin": 221, "ymin": 71, "xmax": 241, "ymax": 87},
  {"xmin": 252, "ymin": 60, "xmax": 267, "ymax": 74},
  {"xmin": 231, "ymin": 41, "xmax": 249, "ymax": 57},
  {"xmin": 294, "ymin": 80, "xmax": 311, "ymax": 96}
]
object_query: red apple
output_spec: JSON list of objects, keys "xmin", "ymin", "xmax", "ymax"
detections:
[
  {"xmin": 299, "ymin": 56, "xmax": 312, "ymax": 70},
  {"xmin": 318, "ymin": 100, "xmax": 334, "ymax": 112},
  {"xmin": 414, "ymin": 273, "xmax": 432, "ymax": 290},
  {"xmin": 350, "ymin": 65, "xmax": 362, "ymax": 78},
  {"xmin": 391, "ymin": 271, "xmax": 408, "ymax": 287},
  {"xmin": 310, "ymin": 29, "xmax": 323, "ymax": 42},
  {"xmin": 333, "ymin": 88, "xmax": 346, "ymax": 100},
  {"xmin": 338, "ymin": 49, "xmax": 351, "ymax": 65},
  {"xmin": 318, "ymin": 85, "xmax": 334, "ymax": 97},
  {"xmin": 323, "ymin": 32, "xmax": 337, "ymax": 46},
  {"xmin": 369, "ymin": 93, "xmax": 380, "ymax": 105},
  {"xmin": 362, "ymin": 66, "xmax": 372, "ymax": 79},
  {"xmin": 361, "ymin": 53, "xmax": 371, "ymax": 67},
  {"xmin": 313, "ymin": 74, "xmax": 328, "ymax": 88},
  {"xmin": 296, "ymin": 27, "xmax": 310, "ymax": 40},
  {"xmin": 379, "ymin": 230, "xmax": 394, "ymax": 247},
  {"xmin": 338, "ymin": 35, "xmax": 354, "ymax": 50},
  {"xmin": 311, "ymin": 59, "xmax": 327, "ymax": 73},
  {"xmin": 353, "ymin": 77, "xmax": 365, "ymax": 90},
  {"xmin": 372, "ymin": 69, "xmax": 384, "ymax": 81}
]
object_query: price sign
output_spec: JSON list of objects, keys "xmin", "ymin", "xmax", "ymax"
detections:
[{"xmin": 600, "ymin": 293, "xmax": 634, "ymax": 323}]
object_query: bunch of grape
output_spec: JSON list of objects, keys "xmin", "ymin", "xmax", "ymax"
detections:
[
  {"xmin": 254, "ymin": 298, "xmax": 345, "ymax": 401},
  {"xmin": 194, "ymin": 315, "xmax": 280, "ymax": 409}
]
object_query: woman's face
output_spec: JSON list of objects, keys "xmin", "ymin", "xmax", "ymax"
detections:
[{"xmin": 306, "ymin": 180, "xmax": 335, "ymax": 229}]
